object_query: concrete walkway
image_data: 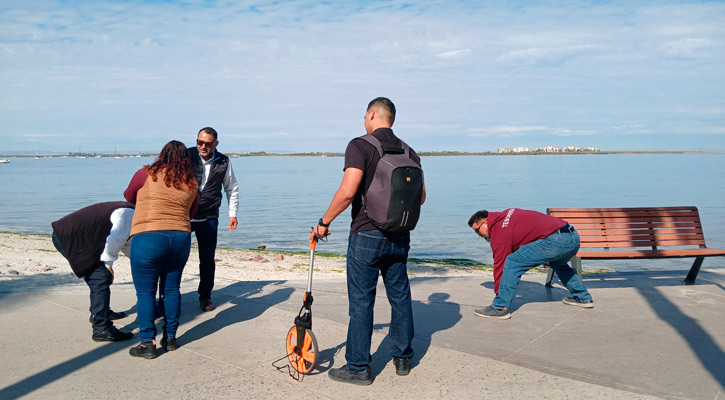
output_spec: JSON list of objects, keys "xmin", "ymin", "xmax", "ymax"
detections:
[{"xmin": 1, "ymin": 268, "xmax": 724, "ymax": 399}]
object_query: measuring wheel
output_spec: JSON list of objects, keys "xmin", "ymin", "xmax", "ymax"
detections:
[{"xmin": 286, "ymin": 325, "xmax": 319, "ymax": 374}]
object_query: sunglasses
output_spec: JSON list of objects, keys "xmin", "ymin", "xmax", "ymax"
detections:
[
  {"xmin": 473, "ymin": 221, "xmax": 487, "ymax": 237},
  {"xmin": 197, "ymin": 139, "xmax": 216, "ymax": 148}
]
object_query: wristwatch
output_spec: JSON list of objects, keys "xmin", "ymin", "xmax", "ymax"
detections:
[{"xmin": 318, "ymin": 218, "xmax": 329, "ymax": 227}]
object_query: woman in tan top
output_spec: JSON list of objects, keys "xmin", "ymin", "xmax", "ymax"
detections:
[{"xmin": 124, "ymin": 140, "xmax": 199, "ymax": 359}]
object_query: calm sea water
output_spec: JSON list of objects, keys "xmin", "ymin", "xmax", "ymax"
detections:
[{"xmin": 1, "ymin": 154, "xmax": 724, "ymax": 271}]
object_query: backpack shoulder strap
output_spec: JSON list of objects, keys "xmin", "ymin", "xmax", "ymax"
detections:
[
  {"xmin": 359, "ymin": 134, "xmax": 384, "ymax": 157},
  {"xmin": 360, "ymin": 134, "xmax": 411, "ymax": 157}
]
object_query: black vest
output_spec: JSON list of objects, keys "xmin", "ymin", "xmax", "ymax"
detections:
[
  {"xmin": 188, "ymin": 147, "xmax": 230, "ymax": 220},
  {"xmin": 51, "ymin": 201, "xmax": 134, "ymax": 277}
]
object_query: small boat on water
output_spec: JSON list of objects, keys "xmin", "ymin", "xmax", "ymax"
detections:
[{"xmin": 0, "ymin": 159, "xmax": 10, "ymax": 164}]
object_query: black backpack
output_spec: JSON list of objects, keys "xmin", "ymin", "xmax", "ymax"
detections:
[{"xmin": 360, "ymin": 135, "xmax": 424, "ymax": 232}]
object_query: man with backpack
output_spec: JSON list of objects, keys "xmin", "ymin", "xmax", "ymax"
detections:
[{"xmin": 311, "ymin": 97, "xmax": 426, "ymax": 385}]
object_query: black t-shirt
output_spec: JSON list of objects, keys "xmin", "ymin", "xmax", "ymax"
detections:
[{"xmin": 343, "ymin": 127, "xmax": 422, "ymax": 235}]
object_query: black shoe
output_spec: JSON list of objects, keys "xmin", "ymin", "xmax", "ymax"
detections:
[
  {"xmin": 160, "ymin": 336, "xmax": 177, "ymax": 351},
  {"xmin": 129, "ymin": 342, "xmax": 157, "ymax": 359},
  {"xmin": 200, "ymin": 299, "xmax": 216, "ymax": 312},
  {"xmin": 92, "ymin": 326, "xmax": 133, "ymax": 342},
  {"xmin": 89, "ymin": 310, "xmax": 128, "ymax": 324},
  {"xmin": 328, "ymin": 365, "xmax": 372, "ymax": 386},
  {"xmin": 393, "ymin": 357, "xmax": 411, "ymax": 376}
]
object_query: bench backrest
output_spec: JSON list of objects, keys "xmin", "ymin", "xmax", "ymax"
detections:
[{"xmin": 547, "ymin": 207, "xmax": 708, "ymax": 251}]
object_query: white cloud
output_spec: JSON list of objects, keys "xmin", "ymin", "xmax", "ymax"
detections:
[
  {"xmin": 660, "ymin": 38, "xmax": 713, "ymax": 57},
  {"xmin": 467, "ymin": 126, "xmax": 549, "ymax": 137},
  {"xmin": 466, "ymin": 125, "xmax": 597, "ymax": 138},
  {"xmin": 497, "ymin": 44, "xmax": 596, "ymax": 66},
  {"xmin": 437, "ymin": 48, "xmax": 471, "ymax": 59}
]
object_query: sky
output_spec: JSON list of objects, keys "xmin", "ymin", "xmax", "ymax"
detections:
[{"xmin": 1, "ymin": 0, "xmax": 724, "ymax": 154}]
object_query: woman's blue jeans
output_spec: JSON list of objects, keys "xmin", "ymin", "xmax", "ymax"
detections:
[
  {"xmin": 130, "ymin": 230, "xmax": 191, "ymax": 343},
  {"xmin": 492, "ymin": 230, "xmax": 592, "ymax": 309},
  {"xmin": 345, "ymin": 230, "xmax": 415, "ymax": 373}
]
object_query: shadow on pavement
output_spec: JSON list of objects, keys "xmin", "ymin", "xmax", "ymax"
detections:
[
  {"xmin": 178, "ymin": 281, "xmax": 294, "ymax": 346},
  {"xmin": 549, "ymin": 269, "xmax": 725, "ymax": 389},
  {"xmin": 0, "ymin": 280, "xmax": 286, "ymax": 399},
  {"xmin": 368, "ymin": 291, "xmax": 462, "ymax": 378}
]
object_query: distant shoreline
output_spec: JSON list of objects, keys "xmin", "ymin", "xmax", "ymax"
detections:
[{"xmin": 2, "ymin": 150, "xmax": 723, "ymax": 158}]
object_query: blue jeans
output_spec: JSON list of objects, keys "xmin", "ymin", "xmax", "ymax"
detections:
[
  {"xmin": 130, "ymin": 231, "xmax": 191, "ymax": 343},
  {"xmin": 191, "ymin": 219, "xmax": 218, "ymax": 301},
  {"xmin": 345, "ymin": 230, "xmax": 414, "ymax": 373},
  {"xmin": 492, "ymin": 230, "xmax": 592, "ymax": 309}
]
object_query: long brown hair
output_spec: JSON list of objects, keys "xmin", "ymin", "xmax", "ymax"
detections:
[{"xmin": 147, "ymin": 140, "xmax": 198, "ymax": 191}]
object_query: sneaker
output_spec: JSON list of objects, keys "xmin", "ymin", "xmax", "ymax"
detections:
[
  {"xmin": 92, "ymin": 326, "xmax": 133, "ymax": 342},
  {"xmin": 328, "ymin": 365, "xmax": 372, "ymax": 386},
  {"xmin": 393, "ymin": 357, "xmax": 411, "ymax": 376},
  {"xmin": 129, "ymin": 341, "xmax": 157, "ymax": 359},
  {"xmin": 473, "ymin": 305, "xmax": 511, "ymax": 319},
  {"xmin": 160, "ymin": 336, "xmax": 177, "ymax": 351},
  {"xmin": 562, "ymin": 297, "xmax": 594, "ymax": 308},
  {"xmin": 89, "ymin": 310, "xmax": 127, "ymax": 324}
]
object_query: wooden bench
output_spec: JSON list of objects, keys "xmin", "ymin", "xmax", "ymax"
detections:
[{"xmin": 544, "ymin": 206, "xmax": 725, "ymax": 286}]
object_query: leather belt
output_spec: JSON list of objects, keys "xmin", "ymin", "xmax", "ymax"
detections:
[{"xmin": 558, "ymin": 225, "xmax": 575, "ymax": 233}]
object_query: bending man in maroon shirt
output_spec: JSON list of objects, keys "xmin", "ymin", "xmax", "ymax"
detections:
[{"xmin": 468, "ymin": 208, "xmax": 594, "ymax": 319}]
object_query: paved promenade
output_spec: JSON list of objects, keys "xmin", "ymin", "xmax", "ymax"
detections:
[{"xmin": 1, "ymin": 268, "xmax": 724, "ymax": 399}]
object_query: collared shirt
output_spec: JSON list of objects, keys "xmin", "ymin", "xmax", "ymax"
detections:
[
  {"xmin": 193, "ymin": 150, "xmax": 239, "ymax": 221},
  {"xmin": 100, "ymin": 207, "xmax": 134, "ymax": 269}
]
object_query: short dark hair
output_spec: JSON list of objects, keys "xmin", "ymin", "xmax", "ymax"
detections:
[
  {"xmin": 468, "ymin": 210, "xmax": 489, "ymax": 227},
  {"xmin": 367, "ymin": 97, "xmax": 396, "ymax": 125},
  {"xmin": 198, "ymin": 127, "xmax": 218, "ymax": 140}
]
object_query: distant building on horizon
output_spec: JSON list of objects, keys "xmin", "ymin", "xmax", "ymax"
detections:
[{"xmin": 498, "ymin": 146, "xmax": 599, "ymax": 154}]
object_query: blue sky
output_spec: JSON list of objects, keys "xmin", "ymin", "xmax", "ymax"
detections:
[{"xmin": 1, "ymin": 0, "xmax": 724, "ymax": 154}]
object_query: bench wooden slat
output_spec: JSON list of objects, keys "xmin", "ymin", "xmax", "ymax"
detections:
[
  {"xmin": 575, "ymin": 226, "xmax": 703, "ymax": 235},
  {"xmin": 545, "ymin": 206, "xmax": 725, "ymax": 285},
  {"xmin": 549, "ymin": 206, "xmax": 699, "ymax": 213},
  {"xmin": 561, "ymin": 212, "xmax": 700, "ymax": 220},
  {"xmin": 578, "ymin": 239, "xmax": 707, "ymax": 248},
  {"xmin": 580, "ymin": 234, "xmax": 706, "ymax": 243},
  {"xmin": 563, "ymin": 217, "xmax": 701, "ymax": 224}
]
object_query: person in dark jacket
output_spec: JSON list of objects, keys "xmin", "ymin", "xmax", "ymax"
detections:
[
  {"xmin": 51, "ymin": 201, "xmax": 135, "ymax": 342},
  {"xmin": 468, "ymin": 208, "xmax": 594, "ymax": 320},
  {"xmin": 187, "ymin": 127, "xmax": 239, "ymax": 312}
]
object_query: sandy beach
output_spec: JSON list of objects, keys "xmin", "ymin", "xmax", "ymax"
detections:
[{"xmin": 0, "ymin": 232, "xmax": 491, "ymax": 289}]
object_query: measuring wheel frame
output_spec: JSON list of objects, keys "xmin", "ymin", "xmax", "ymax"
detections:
[
  {"xmin": 285, "ymin": 323, "xmax": 319, "ymax": 374},
  {"xmin": 284, "ymin": 237, "xmax": 322, "ymax": 375}
]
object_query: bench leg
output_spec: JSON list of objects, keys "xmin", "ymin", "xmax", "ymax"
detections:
[
  {"xmin": 545, "ymin": 257, "xmax": 582, "ymax": 287},
  {"xmin": 684, "ymin": 257, "xmax": 704, "ymax": 285},
  {"xmin": 545, "ymin": 267, "xmax": 555, "ymax": 287},
  {"xmin": 572, "ymin": 257, "xmax": 583, "ymax": 280}
]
